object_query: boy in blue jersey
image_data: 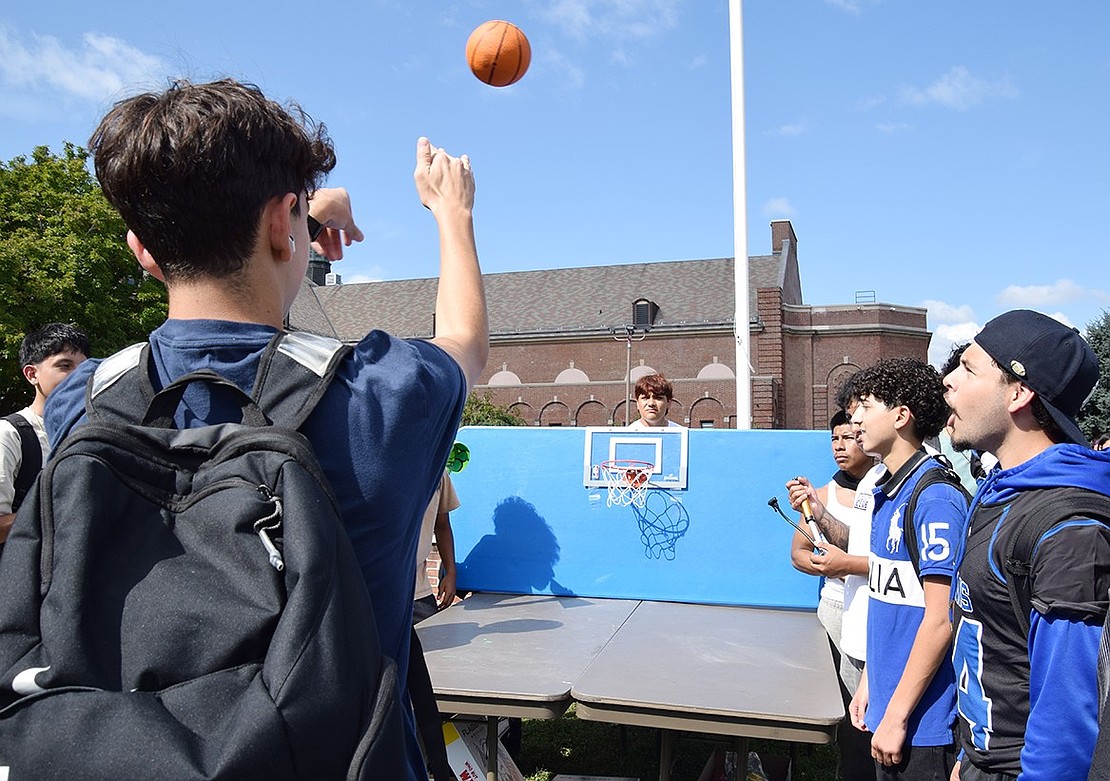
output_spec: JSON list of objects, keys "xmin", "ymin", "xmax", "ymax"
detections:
[
  {"xmin": 847, "ymin": 357, "xmax": 969, "ymax": 779},
  {"xmin": 43, "ymin": 79, "xmax": 488, "ymax": 781},
  {"xmin": 944, "ymin": 310, "xmax": 1109, "ymax": 781}
]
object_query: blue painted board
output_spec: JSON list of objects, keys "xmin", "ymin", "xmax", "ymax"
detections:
[{"xmin": 450, "ymin": 427, "xmax": 834, "ymax": 609}]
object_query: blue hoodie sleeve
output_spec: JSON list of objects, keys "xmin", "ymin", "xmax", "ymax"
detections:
[
  {"xmin": 1019, "ymin": 612, "xmax": 1100, "ymax": 780},
  {"xmin": 43, "ymin": 358, "xmax": 99, "ymax": 447}
]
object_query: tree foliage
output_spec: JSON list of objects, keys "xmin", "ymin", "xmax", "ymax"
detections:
[
  {"xmin": 462, "ymin": 391, "xmax": 525, "ymax": 427},
  {"xmin": 0, "ymin": 144, "xmax": 167, "ymax": 413},
  {"xmin": 1079, "ymin": 309, "xmax": 1110, "ymax": 440}
]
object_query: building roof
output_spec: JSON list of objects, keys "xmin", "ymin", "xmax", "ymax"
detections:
[{"xmin": 291, "ymin": 251, "xmax": 800, "ymax": 342}]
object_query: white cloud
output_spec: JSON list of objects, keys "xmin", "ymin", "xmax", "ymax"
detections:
[
  {"xmin": 928, "ymin": 320, "xmax": 981, "ymax": 369},
  {"xmin": 922, "ymin": 300, "xmax": 975, "ymax": 325},
  {"xmin": 824, "ymin": 0, "xmax": 864, "ymax": 13},
  {"xmin": 875, "ymin": 121, "xmax": 911, "ymax": 134},
  {"xmin": 857, "ymin": 95, "xmax": 886, "ymax": 111},
  {"xmin": 541, "ymin": 0, "xmax": 682, "ymax": 42},
  {"xmin": 996, "ymin": 278, "xmax": 1089, "ymax": 308},
  {"xmin": 543, "ymin": 48, "xmax": 587, "ymax": 91},
  {"xmin": 899, "ymin": 65, "xmax": 1018, "ymax": 111},
  {"xmin": 923, "ymin": 299, "xmax": 979, "ymax": 367},
  {"xmin": 0, "ymin": 26, "xmax": 164, "ymax": 104},
  {"xmin": 761, "ymin": 197, "xmax": 796, "ymax": 218},
  {"xmin": 687, "ymin": 54, "xmax": 708, "ymax": 71},
  {"xmin": 768, "ymin": 119, "xmax": 809, "ymax": 138}
]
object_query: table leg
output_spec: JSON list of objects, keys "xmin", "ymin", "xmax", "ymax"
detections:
[
  {"xmin": 486, "ymin": 716, "xmax": 498, "ymax": 781},
  {"xmin": 732, "ymin": 737, "xmax": 749, "ymax": 779},
  {"xmin": 657, "ymin": 730, "xmax": 675, "ymax": 781}
]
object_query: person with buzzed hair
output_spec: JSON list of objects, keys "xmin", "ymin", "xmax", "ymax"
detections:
[{"xmin": 0, "ymin": 323, "xmax": 89, "ymax": 551}]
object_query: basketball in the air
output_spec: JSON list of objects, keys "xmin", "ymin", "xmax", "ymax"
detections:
[{"xmin": 466, "ymin": 20, "xmax": 531, "ymax": 87}]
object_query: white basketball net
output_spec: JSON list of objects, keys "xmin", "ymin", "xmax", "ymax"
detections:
[{"xmin": 600, "ymin": 460, "xmax": 654, "ymax": 508}]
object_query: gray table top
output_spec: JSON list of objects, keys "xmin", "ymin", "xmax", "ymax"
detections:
[
  {"xmin": 416, "ymin": 592, "xmax": 640, "ymax": 718},
  {"xmin": 570, "ymin": 601, "xmax": 843, "ymax": 742}
]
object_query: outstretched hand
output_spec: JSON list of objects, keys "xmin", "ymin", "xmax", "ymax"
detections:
[{"xmin": 414, "ymin": 137, "xmax": 474, "ymax": 217}]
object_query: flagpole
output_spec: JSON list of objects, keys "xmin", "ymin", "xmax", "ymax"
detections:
[{"xmin": 728, "ymin": 0, "xmax": 751, "ymax": 429}]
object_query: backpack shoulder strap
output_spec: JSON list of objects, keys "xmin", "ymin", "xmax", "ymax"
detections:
[
  {"xmin": 251, "ymin": 331, "xmax": 351, "ymax": 430},
  {"xmin": 1003, "ymin": 488, "xmax": 1110, "ymax": 636},
  {"xmin": 84, "ymin": 332, "xmax": 350, "ymax": 431},
  {"xmin": 2, "ymin": 413, "xmax": 42, "ymax": 512},
  {"xmin": 85, "ymin": 342, "xmax": 154, "ymax": 424},
  {"xmin": 902, "ymin": 464, "xmax": 972, "ymax": 579}
]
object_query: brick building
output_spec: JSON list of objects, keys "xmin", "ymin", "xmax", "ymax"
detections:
[{"xmin": 289, "ymin": 220, "xmax": 931, "ymax": 429}]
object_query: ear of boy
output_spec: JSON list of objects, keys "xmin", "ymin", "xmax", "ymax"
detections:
[
  {"xmin": 885, "ymin": 405, "xmax": 923, "ymax": 472},
  {"xmin": 266, "ymin": 192, "xmax": 299, "ymax": 264},
  {"xmin": 127, "ymin": 230, "xmax": 165, "ymax": 283}
]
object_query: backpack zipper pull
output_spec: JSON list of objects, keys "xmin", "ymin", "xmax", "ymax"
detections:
[{"xmin": 254, "ymin": 485, "xmax": 285, "ymax": 572}]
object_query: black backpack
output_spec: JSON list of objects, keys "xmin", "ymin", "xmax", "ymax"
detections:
[
  {"xmin": 0, "ymin": 413, "xmax": 41, "ymax": 514},
  {"xmin": 901, "ymin": 459, "xmax": 972, "ymax": 579},
  {"xmin": 0, "ymin": 331, "xmax": 405, "ymax": 780},
  {"xmin": 0, "ymin": 413, "xmax": 42, "ymax": 560}
]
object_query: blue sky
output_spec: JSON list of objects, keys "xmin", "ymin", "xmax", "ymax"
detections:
[{"xmin": 2, "ymin": 1, "xmax": 1107, "ymax": 366}]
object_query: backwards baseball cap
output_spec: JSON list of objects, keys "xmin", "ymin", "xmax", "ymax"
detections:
[{"xmin": 974, "ymin": 309, "xmax": 1099, "ymax": 446}]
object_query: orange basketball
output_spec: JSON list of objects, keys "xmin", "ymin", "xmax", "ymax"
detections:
[{"xmin": 466, "ymin": 20, "xmax": 531, "ymax": 87}]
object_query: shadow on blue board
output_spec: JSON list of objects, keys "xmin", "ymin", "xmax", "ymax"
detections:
[
  {"xmin": 450, "ymin": 426, "xmax": 834, "ymax": 609},
  {"xmin": 456, "ymin": 496, "xmax": 574, "ymax": 596}
]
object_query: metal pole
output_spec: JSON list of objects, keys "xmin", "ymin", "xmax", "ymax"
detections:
[
  {"xmin": 729, "ymin": 0, "xmax": 751, "ymax": 429},
  {"xmin": 625, "ymin": 328, "xmax": 633, "ymax": 425}
]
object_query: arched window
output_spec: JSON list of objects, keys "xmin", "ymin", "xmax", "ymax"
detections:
[{"xmin": 540, "ymin": 401, "xmax": 571, "ymax": 427}]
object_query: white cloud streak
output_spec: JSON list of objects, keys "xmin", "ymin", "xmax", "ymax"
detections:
[
  {"xmin": 769, "ymin": 119, "xmax": 810, "ymax": 138},
  {"xmin": 997, "ymin": 279, "xmax": 1091, "ymax": 308},
  {"xmin": 540, "ymin": 0, "xmax": 682, "ymax": 42},
  {"xmin": 761, "ymin": 197, "xmax": 796, "ymax": 218},
  {"xmin": 824, "ymin": 0, "xmax": 864, "ymax": 14},
  {"xmin": 0, "ymin": 26, "xmax": 164, "ymax": 104},
  {"xmin": 899, "ymin": 65, "xmax": 1018, "ymax": 111}
]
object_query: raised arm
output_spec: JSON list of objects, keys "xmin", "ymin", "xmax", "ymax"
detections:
[{"xmin": 414, "ymin": 137, "xmax": 489, "ymax": 387}]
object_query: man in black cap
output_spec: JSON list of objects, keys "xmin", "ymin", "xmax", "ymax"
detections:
[{"xmin": 943, "ymin": 310, "xmax": 1110, "ymax": 781}]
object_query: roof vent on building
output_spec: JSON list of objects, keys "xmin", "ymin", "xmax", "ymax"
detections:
[
  {"xmin": 632, "ymin": 298, "xmax": 659, "ymax": 330},
  {"xmin": 325, "ymin": 273, "xmax": 342, "ymax": 286}
]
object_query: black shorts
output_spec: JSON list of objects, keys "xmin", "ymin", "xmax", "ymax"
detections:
[{"xmin": 875, "ymin": 742, "xmax": 956, "ymax": 781}]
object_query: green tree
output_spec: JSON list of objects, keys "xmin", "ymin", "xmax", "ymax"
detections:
[
  {"xmin": 1079, "ymin": 309, "xmax": 1110, "ymax": 440},
  {"xmin": 0, "ymin": 144, "xmax": 167, "ymax": 412},
  {"xmin": 462, "ymin": 391, "xmax": 525, "ymax": 426}
]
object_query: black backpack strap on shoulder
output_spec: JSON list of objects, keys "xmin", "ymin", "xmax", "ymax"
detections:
[
  {"xmin": 84, "ymin": 342, "xmax": 155, "ymax": 424},
  {"xmin": 2, "ymin": 413, "xmax": 42, "ymax": 513},
  {"xmin": 902, "ymin": 464, "xmax": 972, "ymax": 580},
  {"xmin": 251, "ymin": 331, "xmax": 351, "ymax": 430},
  {"xmin": 1003, "ymin": 488, "xmax": 1110, "ymax": 636}
]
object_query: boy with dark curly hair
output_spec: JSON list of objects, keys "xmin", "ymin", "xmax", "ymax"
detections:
[{"xmin": 846, "ymin": 357, "xmax": 969, "ymax": 779}]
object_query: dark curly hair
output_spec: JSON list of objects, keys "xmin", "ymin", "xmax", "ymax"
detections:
[
  {"xmin": 850, "ymin": 357, "xmax": 949, "ymax": 441},
  {"xmin": 90, "ymin": 78, "xmax": 336, "ymax": 282},
  {"xmin": 835, "ymin": 370, "xmax": 861, "ymax": 412}
]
